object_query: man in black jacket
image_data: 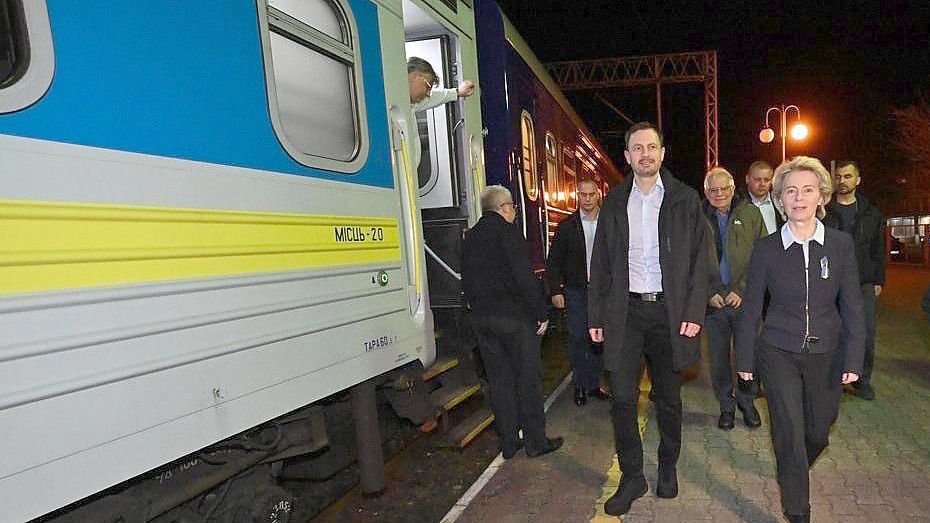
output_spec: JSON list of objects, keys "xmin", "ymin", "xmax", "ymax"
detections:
[
  {"xmin": 462, "ymin": 185, "xmax": 563, "ymax": 459},
  {"xmin": 823, "ymin": 160, "xmax": 885, "ymax": 400},
  {"xmin": 546, "ymin": 179, "xmax": 608, "ymax": 406},
  {"xmin": 588, "ymin": 122, "xmax": 708, "ymax": 516}
]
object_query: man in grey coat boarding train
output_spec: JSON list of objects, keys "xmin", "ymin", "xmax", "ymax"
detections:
[{"xmin": 587, "ymin": 122, "xmax": 709, "ymax": 516}]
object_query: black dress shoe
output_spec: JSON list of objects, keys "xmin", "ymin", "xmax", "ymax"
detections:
[
  {"xmin": 604, "ymin": 475, "xmax": 648, "ymax": 516},
  {"xmin": 655, "ymin": 464, "xmax": 678, "ymax": 498},
  {"xmin": 502, "ymin": 439, "xmax": 524, "ymax": 459},
  {"xmin": 526, "ymin": 436, "xmax": 563, "ymax": 458},
  {"xmin": 588, "ymin": 387, "xmax": 610, "ymax": 400},
  {"xmin": 574, "ymin": 387, "xmax": 587, "ymax": 406},
  {"xmin": 739, "ymin": 404, "xmax": 762, "ymax": 428},
  {"xmin": 785, "ymin": 513, "xmax": 810, "ymax": 523},
  {"xmin": 718, "ymin": 410, "xmax": 735, "ymax": 430},
  {"xmin": 856, "ymin": 382, "xmax": 876, "ymax": 400}
]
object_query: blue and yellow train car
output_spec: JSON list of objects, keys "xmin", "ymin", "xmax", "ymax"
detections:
[{"xmin": 0, "ymin": 1, "xmax": 485, "ymax": 521}]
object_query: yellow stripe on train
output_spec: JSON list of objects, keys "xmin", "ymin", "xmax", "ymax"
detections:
[{"xmin": 0, "ymin": 199, "xmax": 402, "ymax": 294}]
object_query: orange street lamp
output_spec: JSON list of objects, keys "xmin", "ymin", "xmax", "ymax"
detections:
[{"xmin": 759, "ymin": 105, "xmax": 807, "ymax": 163}]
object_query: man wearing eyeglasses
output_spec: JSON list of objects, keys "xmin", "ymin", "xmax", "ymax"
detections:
[
  {"xmin": 546, "ymin": 179, "xmax": 609, "ymax": 407},
  {"xmin": 703, "ymin": 167, "xmax": 766, "ymax": 431},
  {"xmin": 406, "ymin": 57, "xmax": 474, "ymax": 168},
  {"xmin": 462, "ymin": 185, "xmax": 564, "ymax": 460}
]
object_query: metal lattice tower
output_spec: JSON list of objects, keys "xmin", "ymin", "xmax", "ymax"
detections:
[{"xmin": 546, "ymin": 51, "xmax": 719, "ymax": 170}]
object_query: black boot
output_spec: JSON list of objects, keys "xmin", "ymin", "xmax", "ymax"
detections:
[
  {"xmin": 604, "ymin": 475, "xmax": 647, "ymax": 516},
  {"xmin": 655, "ymin": 463, "xmax": 678, "ymax": 498},
  {"xmin": 785, "ymin": 513, "xmax": 810, "ymax": 523}
]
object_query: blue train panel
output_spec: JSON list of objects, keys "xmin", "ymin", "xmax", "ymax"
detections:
[{"xmin": 0, "ymin": 1, "xmax": 395, "ymax": 188}]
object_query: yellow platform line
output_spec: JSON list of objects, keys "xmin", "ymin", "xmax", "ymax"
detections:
[{"xmin": 591, "ymin": 373, "xmax": 653, "ymax": 521}]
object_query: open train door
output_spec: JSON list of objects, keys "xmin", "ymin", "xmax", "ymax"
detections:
[{"xmin": 391, "ymin": 0, "xmax": 493, "ymax": 448}]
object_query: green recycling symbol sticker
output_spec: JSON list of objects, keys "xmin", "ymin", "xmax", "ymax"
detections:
[{"xmin": 377, "ymin": 270, "xmax": 389, "ymax": 286}]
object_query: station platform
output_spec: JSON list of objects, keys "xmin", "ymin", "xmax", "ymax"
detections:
[{"xmin": 442, "ymin": 267, "xmax": 930, "ymax": 522}]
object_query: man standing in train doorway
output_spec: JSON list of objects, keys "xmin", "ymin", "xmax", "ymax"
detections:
[
  {"xmin": 547, "ymin": 179, "xmax": 610, "ymax": 406},
  {"xmin": 406, "ymin": 57, "xmax": 474, "ymax": 168},
  {"xmin": 824, "ymin": 160, "xmax": 885, "ymax": 400},
  {"xmin": 588, "ymin": 122, "xmax": 708, "ymax": 516}
]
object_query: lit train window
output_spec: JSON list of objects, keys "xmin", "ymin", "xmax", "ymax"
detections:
[
  {"xmin": 260, "ymin": 0, "xmax": 369, "ymax": 172},
  {"xmin": 562, "ymin": 144, "xmax": 577, "ymax": 210},
  {"xmin": 545, "ymin": 133, "xmax": 559, "ymax": 205},
  {"xmin": 0, "ymin": 0, "xmax": 54, "ymax": 113},
  {"xmin": 520, "ymin": 111, "xmax": 538, "ymax": 201}
]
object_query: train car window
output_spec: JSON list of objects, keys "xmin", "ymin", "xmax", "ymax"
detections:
[
  {"xmin": 520, "ymin": 111, "xmax": 538, "ymax": 201},
  {"xmin": 545, "ymin": 133, "xmax": 560, "ymax": 206},
  {"xmin": 261, "ymin": 0, "xmax": 368, "ymax": 171},
  {"xmin": 0, "ymin": 0, "xmax": 27, "ymax": 88},
  {"xmin": 0, "ymin": 1, "xmax": 53, "ymax": 113},
  {"xmin": 562, "ymin": 144, "xmax": 577, "ymax": 210},
  {"xmin": 269, "ymin": 0, "xmax": 346, "ymax": 43}
]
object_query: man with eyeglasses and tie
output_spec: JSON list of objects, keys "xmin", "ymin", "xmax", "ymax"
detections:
[
  {"xmin": 462, "ymin": 185, "xmax": 564, "ymax": 460},
  {"xmin": 406, "ymin": 57, "xmax": 474, "ymax": 169},
  {"xmin": 546, "ymin": 179, "xmax": 610, "ymax": 407},
  {"xmin": 702, "ymin": 167, "xmax": 766, "ymax": 431}
]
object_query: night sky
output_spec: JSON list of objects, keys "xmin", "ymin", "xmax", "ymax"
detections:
[{"xmin": 494, "ymin": 1, "xmax": 930, "ymax": 200}]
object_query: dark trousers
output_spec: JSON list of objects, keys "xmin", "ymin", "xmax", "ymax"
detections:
[
  {"xmin": 471, "ymin": 314, "xmax": 548, "ymax": 455},
  {"xmin": 608, "ymin": 299, "xmax": 682, "ymax": 478},
  {"xmin": 705, "ymin": 306, "xmax": 758, "ymax": 412},
  {"xmin": 860, "ymin": 283, "xmax": 877, "ymax": 384},
  {"xmin": 565, "ymin": 286, "xmax": 604, "ymax": 391},
  {"xmin": 758, "ymin": 339, "xmax": 843, "ymax": 516}
]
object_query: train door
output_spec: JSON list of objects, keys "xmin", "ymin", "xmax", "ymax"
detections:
[
  {"xmin": 401, "ymin": 0, "xmax": 473, "ymax": 307},
  {"xmin": 405, "ymin": 35, "xmax": 459, "ymax": 209}
]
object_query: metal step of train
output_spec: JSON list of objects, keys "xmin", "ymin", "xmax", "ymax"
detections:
[{"xmin": 418, "ymin": 330, "xmax": 495, "ymax": 448}]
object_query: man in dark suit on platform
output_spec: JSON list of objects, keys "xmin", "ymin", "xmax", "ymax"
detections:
[
  {"xmin": 462, "ymin": 185, "xmax": 563, "ymax": 460},
  {"xmin": 547, "ymin": 179, "xmax": 609, "ymax": 406},
  {"xmin": 588, "ymin": 122, "xmax": 709, "ymax": 516}
]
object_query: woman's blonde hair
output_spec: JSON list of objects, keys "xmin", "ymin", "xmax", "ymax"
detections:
[{"xmin": 771, "ymin": 156, "xmax": 833, "ymax": 219}]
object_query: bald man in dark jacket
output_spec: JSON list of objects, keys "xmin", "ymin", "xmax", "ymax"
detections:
[{"xmin": 462, "ymin": 185, "xmax": 563, "ymax": 460}]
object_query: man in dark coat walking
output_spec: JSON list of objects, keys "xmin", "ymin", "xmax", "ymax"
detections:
[
  {"xmin": 462, "ymin": 185, "xmax": 563, "ymax": 460},
  {"xmin": 546, "ymin": 179, "xmax": 609, "ymax": 406},
  {"xmin": 588, "ymin": 122, "xmax": 709, "ymax": 516},
  {"xmin": 823, "ymin": 160, "xmax": 885, "ymax": 400}
]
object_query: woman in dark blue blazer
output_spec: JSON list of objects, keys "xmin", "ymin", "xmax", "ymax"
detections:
[{"xmin": 735, "ymin": 156, "xmax": 865, "ymax": 523}]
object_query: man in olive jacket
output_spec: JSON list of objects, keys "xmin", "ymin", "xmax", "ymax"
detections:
[
  {"xmin": 588, "ymin": 122, "xmax": 708, "ymax": 516},
  {"xmin": 703, "ymin": 167, "xmax": 767, "ymax": 431}
]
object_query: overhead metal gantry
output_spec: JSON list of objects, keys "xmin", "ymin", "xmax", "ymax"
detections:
[{"xmin": 546, "ymin": 51, "xmax": 719, "ymax": 170}]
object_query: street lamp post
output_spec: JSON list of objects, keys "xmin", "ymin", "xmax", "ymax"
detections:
[{"xmin": 758, "ymin": 104, "xmax": 808, "ymax": 163}]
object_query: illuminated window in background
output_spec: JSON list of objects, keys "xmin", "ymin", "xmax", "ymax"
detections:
[
  {"xmin": 545, "ymin": 133, "xmax": 559, "ymax": 205},
  {"xmin": 264, "ymin": 0, "xmax": 366, "ymax": 166},
  {"xmin": 520, "ymin": 111, "xmax": 538, "ymax": 200},
  {"xmin": 562, "ymin": 144, "xmax": 577, "ymax": 210}
]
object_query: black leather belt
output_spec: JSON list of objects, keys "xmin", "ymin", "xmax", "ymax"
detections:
[{"xmin": 629, "ymin": 291, "xmax": 664, "ymax": 302}]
